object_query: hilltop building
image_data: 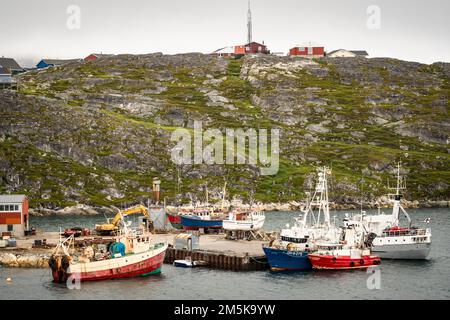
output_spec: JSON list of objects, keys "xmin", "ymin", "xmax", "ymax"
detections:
[
  {"xmin": 84, "ymin": 53, "xmax": 114, "ymax": 61},
  {"xmin": 289, "ymin": 42, "xmax": 325, "ymax": 58}
]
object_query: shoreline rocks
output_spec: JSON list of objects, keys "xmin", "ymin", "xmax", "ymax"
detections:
[
  {"xmin": 0, "ymin": 253, "xmax": 49, "ymax": 268},
  {"xmin": 28, "ymin": 199, "xmax": 449, "ymax": 216},
  {"xmin": 30, "ymin": 204, "xmax": 116, "ymax": 216}
]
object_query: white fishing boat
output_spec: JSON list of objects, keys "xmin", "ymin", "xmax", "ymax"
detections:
[
  {"xmin": 344, "ymin": 163, "xmax": 432, "ymax": 260},
  {"xmin": 223, "ymin": 209, "xmax": 265, "ymax": 231}
]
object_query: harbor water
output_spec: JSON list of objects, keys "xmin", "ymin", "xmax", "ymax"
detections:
[{"xmin": 0, "ymin": 208, "xmax": 449, "ymax": 300}]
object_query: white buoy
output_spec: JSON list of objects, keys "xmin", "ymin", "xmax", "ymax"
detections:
[{"xmin": 6, "ymin": 277, "xmax": 12, "ymax": 282}]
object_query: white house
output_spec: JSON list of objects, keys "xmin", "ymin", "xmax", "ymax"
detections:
[{"xmin": 327, "ymin": 49, "xmax": 369, "ymax": 58}]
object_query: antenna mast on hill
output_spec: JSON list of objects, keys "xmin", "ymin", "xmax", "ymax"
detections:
[{"xmin": 247, "ymin": 0, "xmax": 253, "ymax": 44}]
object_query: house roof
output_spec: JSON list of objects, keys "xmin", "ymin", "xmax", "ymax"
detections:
[
  {"xmin": 40, "ymin": 59, "xmax": 79, "ymax": 66},
  {"xmin": 0, "ymin": 57, "xmax": 22, "ymax": 70},
  {"xmin": 88, "ymin": 53, "xmax": 114, "ymax": 58},
  {"xmin": 293, "ymin": 41, "xmax": 324, "ymax": 48},
  {"xmin": 212, "ymin": 46, "xmax": 235, "ymax": 54},
  {"xmin": 327, "ymin": 49, "xmax": 368, "ymax": 56},
  {"xmin": 245, "ymin": 41, "xmax": 267, "ymax": 47},
  {"xmin": 0, "ymin": 194, "xmax": 27, "ymax": 203},
  {"xmin": 350, "ymin": 50, "xmax": 369, "ymax": 56},
  {"xmin": 0, "ymin": 67, "xmax": 11, "ymax": 75}
]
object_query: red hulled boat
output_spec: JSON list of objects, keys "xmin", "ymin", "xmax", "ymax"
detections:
[
  {"xmin": 308, "ymin": 244, "xmax": 381, "ymax": 270},
  {"xmin": 49, "ymin": 226, "xmax": 167, "ymax": 283}
]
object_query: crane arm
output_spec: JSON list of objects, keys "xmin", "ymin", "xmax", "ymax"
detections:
[{"xmin": 110, "ymin": 205, "xmax": 150, "ymax": 226}]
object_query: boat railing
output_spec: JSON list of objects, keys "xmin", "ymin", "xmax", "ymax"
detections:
[{"xmin": 381, "ymin": 228, "xmax": 429, "ymax": 237}]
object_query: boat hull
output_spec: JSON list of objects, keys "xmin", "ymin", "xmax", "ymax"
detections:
[
  {"xmin": 263, "ymin": 247, "xmax": 312, "ymax": 271},
  {"xmin": 308, "ymin": 254, "xmax": 381, "ymax": 270},
  {"xmin": 371, "ymin": 242, "xmax": 431, "ymax": 260},
  {"xmin": 181, "ymin": 215, "xmax": 223, "ymax": 230},
  {"xmin": 167, "ymin": 213, "xmax": 183, "ymax": 230},
  {"xmin": 52, "ymin": 244, "xmax": 167, "ymax": 283},
  {"xmin": 223, "ymin": 218, "xmax": 265, "ymax": 231}
]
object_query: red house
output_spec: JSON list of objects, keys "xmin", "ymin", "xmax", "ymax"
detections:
[
  {"xmin": 290, "ymin": 43, "xmax": 325, "ymax": 58},
  {"xmin": 235, "ymin": 42, "xmax": 270, "ymax": 55},
  {"xmin": 0, "ymin": 195, "xmax": 29, "ymax": 237},
  {"xmin": 84, "ymin": 53, "xmax": 113, "ymax": 61}
]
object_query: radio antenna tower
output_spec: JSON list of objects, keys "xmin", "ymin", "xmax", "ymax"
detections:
[{"xmin": 247, "ymin": 1, "xmax": 253, "ymax": 44}]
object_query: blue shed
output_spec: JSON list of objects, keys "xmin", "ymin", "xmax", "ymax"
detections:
[{"xmin": 36, "ymin": 59, "xmax": 79, "ymax": 69}]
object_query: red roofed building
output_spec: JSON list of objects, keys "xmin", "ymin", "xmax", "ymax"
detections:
[
  {"xmin": 234, "ymin": 42, "xmax": 270, "ymax": 55},
  {"xmin": 290, "ymin": 42, "xmax": 325, "ymax": 58}
]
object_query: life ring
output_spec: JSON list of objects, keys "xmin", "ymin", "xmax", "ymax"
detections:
[
  {"xmin": 332, "ymin": 257, "xmax": 337, "ymax": 262},
  {"xmin": 360, "ymin": 259, "xmax": 365, "ymax": 265},
  {"xmin": 350, "ymin": 261, "xmax": 355, "ymax": 267}
]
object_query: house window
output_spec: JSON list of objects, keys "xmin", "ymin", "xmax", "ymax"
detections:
[
  {"xmin": 15, "ymin": 205, "xmax": 18, "ymax": 211},
  {"xmin": 0, "ymin": 205, "xmax": 3, "ymax": 211},
  {"xmin": 7, "ymin": 225, "xmax": 13, "ymax": 232}
]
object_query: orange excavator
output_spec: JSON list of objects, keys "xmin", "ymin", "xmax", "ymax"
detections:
[{"xmin": 95, "ymin": 205, "xmax": 153, "ymax": 236}]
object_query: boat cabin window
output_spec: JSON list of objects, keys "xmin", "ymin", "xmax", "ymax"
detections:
[{"xmin": 281, "ymin": 236, "xmax": 307, "ymax": 244}]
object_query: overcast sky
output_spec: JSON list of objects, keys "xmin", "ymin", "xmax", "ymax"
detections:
[{"xmin": 1, "ymin": 0, "xmax": 449, "ymax": 67}]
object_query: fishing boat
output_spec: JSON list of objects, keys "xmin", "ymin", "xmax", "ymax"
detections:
[
  {"xmin": 344, "ymin": 163, "xmax": 432, "ymax": 259},
  {"xmin": 308, "ymin": 245, "xmax": 381, "ymax": 270},
  {"xmin": 263, "ymin": 167, "xmax": 341, "ymax": 271},
  {"xmin": 308, "ymin": 223, "xmax": 381, "ymax": 270},
  {"xmin": 49, "ymin": 222, "xmax": 167, "ymax": 283},
  {"xmin": 181, "ymin": 209, "xmax": 224, "ymax": 230},
  {"xmin": 223, "ymin": 209, "xmax": 265, "ymax": 231}
]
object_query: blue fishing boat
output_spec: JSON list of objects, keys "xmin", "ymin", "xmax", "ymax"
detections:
[
  {"xmin": 181, "ymin": 210, "xmax": 223, "ymax": 230},
  {"xmin": 263, "ymin": 247, "xmax": 312, "ymax": 271}
]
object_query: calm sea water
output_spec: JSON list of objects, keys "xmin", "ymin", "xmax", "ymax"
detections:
[{"xmin": 0, "ymin": 208, "xmax": 449, "ymax": 300}]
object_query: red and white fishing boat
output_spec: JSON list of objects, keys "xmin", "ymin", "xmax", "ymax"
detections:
[
  {"xmin": 308, "ymin": 221, "xmax": 381, "ymax": 270},
  {"xmin": 308, "ymin": 244, "xmax": 381, "ymax": 270},
  {"xmin": 49, "ymin": 224, "xmax": 167, "ymax": 283}
]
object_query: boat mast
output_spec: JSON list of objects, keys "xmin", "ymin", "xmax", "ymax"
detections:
[
  {"xmin": 221, "ymin": 181, "xmax": 227, "ymax": 210},
  {"xmin": 389, "ymin": 162, "xmax": 411, "ymax": 225}
]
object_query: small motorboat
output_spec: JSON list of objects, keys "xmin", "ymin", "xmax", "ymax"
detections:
[{"xmin": 173, "ymin": 257, "xmax": 197, "ymax": 268}]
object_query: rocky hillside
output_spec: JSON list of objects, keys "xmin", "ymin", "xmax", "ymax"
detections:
[{"xmin": 0, "ymin": 53, "xmax": 449, "ymax": 208}]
